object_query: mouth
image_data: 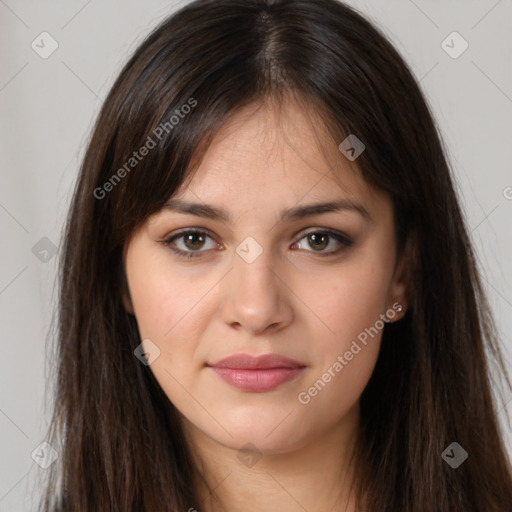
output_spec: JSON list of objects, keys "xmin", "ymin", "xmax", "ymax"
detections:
[{"xmin": 206, "ymin": 353, "xmax": 306, "ymax": 392}]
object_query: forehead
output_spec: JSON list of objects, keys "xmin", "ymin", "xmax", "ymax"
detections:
[{"xmin": 172, "ymin": 99, "xmax": 390, "ymax": 219}]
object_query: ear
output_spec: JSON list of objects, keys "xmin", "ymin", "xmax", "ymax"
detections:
[
  {"xmin": 387, "ymin": 237, "xmax": 414, "ymax": 322},
  {"xmin": 120, "ymin": 258, "xmax": 135, "ymax": 315},
  {"xmin": 122, "ymin": 288, "xmax": 135, "ymax": 315}
]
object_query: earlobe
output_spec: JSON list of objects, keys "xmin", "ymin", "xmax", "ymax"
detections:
[
  {"xmin": 121, "ymin": 244, "xmax": 136, "ymax": 315},
  {"xmin": 120, "ymin": 269, "xmax": 135, "ymax": 315},
  {"xmin": 384, "ymin": 301, "xmax": 404, "ymax": 323},
  {"xmin": 122, "ymin": 292, "xmax": 135, "ymax": 315},
  {"xmin": 388, "ymin": 238, "xmax": 414, "ymax": 320}
]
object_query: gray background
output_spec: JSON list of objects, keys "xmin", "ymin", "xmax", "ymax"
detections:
[{"xmin": 1, "ymin": 1, "xmax": 511, "ymax": 510}]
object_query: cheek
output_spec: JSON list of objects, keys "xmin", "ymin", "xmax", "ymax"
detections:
[
  {"xmin": 296, "ymin": 340, "xmax": 380, "ymax": 431},
  {"xmin": 296, "ymin": 255, "xmax": 391, "ymax": 350},
  {"xmin": 127, "ymin": 251, "xmax": 217, "ymax": 342},
  {"xmin": 129, "ymin": 277, "xmax": 173, "ymax": 342},
  {"xmin": 127, "ymin": 258, "xmax": 212, "ymax": 413},
  {"xmin": 126, "ymin": 252, "xmax": 224, "ymax": 406},
  {"xmin": 291, "ymin": 254, "xmax": 390, "ymax": 408}
]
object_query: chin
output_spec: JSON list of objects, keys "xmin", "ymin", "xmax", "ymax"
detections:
[{"xmin": 209, "ymin": 417, "xmax": 312, "ymax": 455}]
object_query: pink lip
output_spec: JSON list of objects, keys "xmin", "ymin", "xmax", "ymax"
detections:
[{"xmin": 207, "ymin": 353, "xmax": 306, "ymax": 392}]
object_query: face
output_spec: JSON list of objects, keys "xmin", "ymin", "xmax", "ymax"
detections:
[{"xmin": 123, "ymin": 100, "xmax": 408, "ymax": 455}]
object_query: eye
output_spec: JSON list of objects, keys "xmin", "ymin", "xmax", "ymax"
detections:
[
  {"xmin": 292, "ymin": 229, "xmax": 353, "ymax": 256},
  {"xmin": 163, "ymin": 229, "xmax": 220, "ymax": 259},
  {"xmin": 162, "ymin": 228, "xmax": 353, "ymax": 260}
]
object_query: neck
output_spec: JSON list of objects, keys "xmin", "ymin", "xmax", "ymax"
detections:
[{"xmin": 182, "ymin": 403, "xmax": 362, "ymax": 512}]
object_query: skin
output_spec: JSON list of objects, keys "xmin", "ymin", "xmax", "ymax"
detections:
[{"xmin": 123, "ymin": 99, "xmax": 410, "ymax": 512}]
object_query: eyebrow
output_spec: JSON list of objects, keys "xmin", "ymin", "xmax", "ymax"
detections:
[{"xmin": 161, "ymin": 198, "xmax": 373, "ymax": 224}]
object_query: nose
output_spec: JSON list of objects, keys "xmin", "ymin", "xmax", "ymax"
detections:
[{"xmin": 219, "ymin": 246, "xmax": 294, "ymax": 336}]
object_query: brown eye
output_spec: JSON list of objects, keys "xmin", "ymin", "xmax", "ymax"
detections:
[
  {"xmin": 307, "ymin": 233, "xmax": 329, "ymax": 251},
  {"xmin": 183, "ymin": 232, "xmax": 207, "ymax": 250},
  {"xmin": 293, "ymin": 230, "xmax": 353, "ymax": 256},
  {"xmin": 163, "ymin": 229, "xmax": 219, "ymax": 259}
]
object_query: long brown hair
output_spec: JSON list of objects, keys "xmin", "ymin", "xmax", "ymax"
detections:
[{"xmin": 39, "ymin": 0, "xmax": 512, "ymax": 510}]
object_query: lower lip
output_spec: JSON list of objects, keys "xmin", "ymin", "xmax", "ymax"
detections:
[{"xmin": 209, "ymin": 367, "xmax": 304, "ymax": 392}]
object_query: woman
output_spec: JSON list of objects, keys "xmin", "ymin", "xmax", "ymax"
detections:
[{"xmin": 40, "ymin": 0, "xmax": 512, "ymax": 510}]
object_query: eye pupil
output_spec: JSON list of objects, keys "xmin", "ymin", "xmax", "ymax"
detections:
[
  {"xmin": 308, "ymin": 233, "xmax": 328, "ymax": 251},
  {"xmin": 184, "ymin": 232, "xmax": 205, "ymax": 250}
]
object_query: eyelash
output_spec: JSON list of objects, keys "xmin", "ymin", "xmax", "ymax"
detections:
[{"xmin": 162, "ymin": 228, "xmax": 353, "ymax": 259}]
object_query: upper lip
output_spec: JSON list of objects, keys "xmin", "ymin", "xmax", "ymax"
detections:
[{"xmin": 207, "ymin": 353, "xmax": 306, "ymax": 369}]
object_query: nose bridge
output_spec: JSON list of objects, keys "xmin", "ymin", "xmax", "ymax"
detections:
[
  {"xmin": 219, "ymin": 235, "xmax": 293, "ymax": 333},
  {"xmin": 232, "ymin": 236, "xmax": 279, "ymax": 298}
]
